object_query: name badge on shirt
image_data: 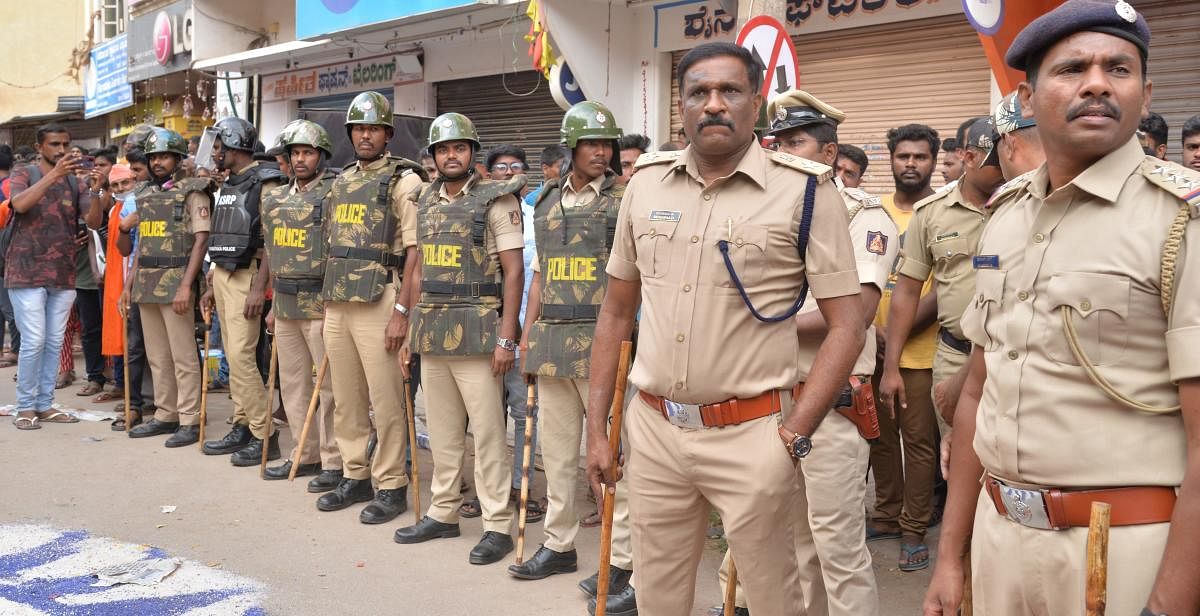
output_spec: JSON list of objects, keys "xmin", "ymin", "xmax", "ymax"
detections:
[
  {"xmin": 935, "ymin": 231, "xmax": 959, "ymax": 241},
  {"xmin": 649, "ymin": 210, "xmax": 682, "ymax": 222},
  {"xmin": 973, "ymin": 255, "xmax": 1000, "ymax": 269}
]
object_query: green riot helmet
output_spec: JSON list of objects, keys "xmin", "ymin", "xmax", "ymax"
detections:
[
  {"xmin": 125, "ymin": 123, "xmax": 156, "ymax": 152},
  {"xmin": 143, "ymin": 127, "xmax": 188, "ymax": 157},
  {"xmin": 213, "ymin": 116, "xmax": 258, "ymax": 152},
  {"xmin": 279, "ymin": 119, "xmax": 333, "ymax": 158},
  {"xmin": 345, "ymin": 91, "xmax": 393, "ymax": 137},
  {"xmin": 426, "ymin": 112, "xmax": 481, "ymax": 156},
  {"xmin": 561, "ymin": 101, "xmax": 623, "ymax": 176}
]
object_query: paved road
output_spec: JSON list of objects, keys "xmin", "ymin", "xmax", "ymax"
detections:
[{"xmin": 0, "ymin": 356, "xmax": 933, "ymax": 615}]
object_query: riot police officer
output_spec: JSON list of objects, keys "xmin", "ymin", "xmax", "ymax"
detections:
[
  {"xmin": 315, "ymin": 91, "xmax": 425, "ymax": 526},
  {"xmin": 201, "ymin": 117, "xmax": 287, "ymax": 466},
  {"xmin": 259, "ymin": 120, "xmax": 343, "ymax": 491},
  {"xmin": 394, "ymin": 112, "xmax": 525, "ymax": 566},
  {"xmin": 121, "ymin": 128, "xmax": 213, "ymax": 447}
]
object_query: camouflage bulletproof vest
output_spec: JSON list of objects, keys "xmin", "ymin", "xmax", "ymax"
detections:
[
  {"xmin": 524, "ymin": 174, "xmax": 622, "ymax": 378},
  {"xmin": 263, "ymin": 172, "xmax": 335, "ymax": 319},
  {"xmin": 322, "ymin": 157, "xmax": 420, "ymax": 303},
  {"xmin": 132, "ymin": 177, "xmax": 210, "ymax": 304},
  {"xmin": 410, "ymin": 174, "xmax": 526, "ymax": 356}
]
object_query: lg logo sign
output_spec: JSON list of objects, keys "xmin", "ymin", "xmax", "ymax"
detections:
[{"xmin": 152, "ymin": 5, "xmax": 193, "ymax": 66}]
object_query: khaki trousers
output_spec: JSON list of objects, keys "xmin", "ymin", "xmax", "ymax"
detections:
[
  {"xmin": 423, "ymin": 354, "xmax": 514, "ymax": 533},
  {"xmin": 275, "ymin": 316, "xmax": 340, "ymax": 469},
  {"xmin": 138, "ymin": 302, "xmax": 201, "ymax": 425},
  {"xmin": 869, "ymin": 367, "xmax": 937, "ymax": 537},
  {"xmin": 323, "ymin": 285, "xmax": 409, "ymax": 489},
  {"xmin": 970, "ymin": 490, "xmax": 1167, "ymax": 615},
  {"xmin": 931, "ymin": 340, "xmax": 969, "ymax": 434},
  {"xmin": 212, "ymin": 265, "xmax": 268, "ymax": 438},
  {"xmin": 628, "ymin": 394, "xmax": 803, "ymax": 616},
  {"xmin": 538, "ymin": 376, "xmax": 632, "ymax": 567}
]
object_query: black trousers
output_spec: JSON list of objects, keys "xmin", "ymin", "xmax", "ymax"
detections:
[
  {"xmin": 123, "ymin": 301, "xmax": 149, "ymax": 409},
  {"xmin": 75, "ymin": 288, "xmax": 105, "ymax": 384}
]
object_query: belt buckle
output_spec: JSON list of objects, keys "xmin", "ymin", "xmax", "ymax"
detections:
[
  {"xmin": 470, "ymin": 282, "xmax": 481, "ymax": 297},
  {"xmin": 997, "ymin": 483, "xmax": 1054, "ymax": 530},
  {"xmin": 663, "ymin": 399, "xmax": 706, "ymax": 429}
]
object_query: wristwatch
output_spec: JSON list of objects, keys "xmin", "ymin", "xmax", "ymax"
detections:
[
  {"xmin": 496, "ymin": 337, "xmax": 517, "ymax": 351},
  {"xmin": 393, "ymin": 303, "xmax": 409, "ymax": 316},
  {"xmin": 777, "ymin": 425, "xmax": 812, "ymax": 460}
]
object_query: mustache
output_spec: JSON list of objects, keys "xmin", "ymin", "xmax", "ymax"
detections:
[
  {"xmin": 697, "ymin": 116, "xmax": 734, "ymax": 131},
  {"xmin": 1067, "ymin": 98, "xmax": 1120, "ymax": 121}
]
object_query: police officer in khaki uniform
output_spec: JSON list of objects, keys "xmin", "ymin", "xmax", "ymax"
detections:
[
  {"xmin": 200, "ymin": 117, "xmax": 287, "ymax": 466},
  {"xmin": 585, "ymin": 43, "xmax": 864, "ymax": 616},
  {"xmin": 510, "ymin": 101, "xmax": 636, "ymax": 600},
  {"xmin": 717, "ymin": 89, "xmax": 898, "ymax": 615},
  {"xmin": 259, "ymin": 120, "xmax": 343, "ymax": 490},
  {"xmin": 982, "ymin": 92, "xmax": 1046, "ymax": 181},
  {"xmin": 393, "ymin": 112, "xmax": 525, "ymax": 566},
  {"xmin": 925, "ymin": 3, "xmax": 1200, "ymax": 614},
  {"xmin": 879, "ymin": 118, "xmax": 1004, "ymax": 438},
  {"xmin": 314, "ymin": 91, "xmax": 424, "ymax": 525},
  {"xmin": 120, "ymin": 128, "xmax": 212, "ymax": 447}
]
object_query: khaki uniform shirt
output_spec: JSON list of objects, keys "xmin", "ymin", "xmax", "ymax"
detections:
[
  {"xmin": 531, "ymin": 172, "xmax": 606, "ymax": 274},
  {"xmin": 429, "ymin": 173, "xmax": 525, "ymax": 255},
  {"xmin": 962, "ymin": 137, "xmax": 1200, "ymax": 487},
  {"xmin": 608, "ymin": 146, "xmax": 860, "ymax": 404},
  {"xmin": 896, "ymin": 182, "xmax": 989, "ymax": 340},
  {"xmin": 185, "ymin": 192, "xmax": 211, "ymax": 234},
  {"xmin": 797, "ymin": 187, "xmax": 899, "ymax": 379}
]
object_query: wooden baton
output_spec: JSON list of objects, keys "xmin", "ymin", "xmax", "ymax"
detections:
[
  {"xmin": 596, "ymin": 340, "xmax": 633, "ymax": 616},
  {"xmin": 403, "ymin": 372, "xmax": 421, "ymax": 521},
  {"xmin": 724, "ymin": 556, "xmax": 739, "ymax": 616},
  {"xmin": 289, "ymin": 356, "xmax": 329, "ymax": 482},
  {"xmin": 514, "ymin": 380, "xmax": 538, "ymax": 565},
  {"xmin": 197, "ymin": 309, "xmax": 212, "ymax": 448},
  {"xmin": 260, "ymin": 337, "xmax": 278, "ymax": 477},
  {"xmin": 1085, "ymin": 501, "xmax": 1112, "ymax": 616}
]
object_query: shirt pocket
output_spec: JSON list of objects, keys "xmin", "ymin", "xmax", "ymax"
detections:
[
  {"xmin": 632, "ymin": 216, "xmax": 678, "ymax": 279},
  {"xmin": 714, "ymin": 222, "xmax": 770, "ymax": 289},
  {"xmin": 1043, "ymin": 272, "xmax": 1130, "ymax": 366},
  {"xmin": 930, "ymin": 236, "xmax": 973, "ymax": 284},
  {"xmin": 962, "ymin": 269, "xmax": 1005, "ymax": 352}
]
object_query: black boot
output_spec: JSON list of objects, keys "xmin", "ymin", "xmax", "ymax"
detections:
[
  {"xmin": 316, "ymin": 478, "xmax": 374, "ymax": 512},
  {"xmin": 230, "ymin": 432, "xmax": 280, "ymax": 467},
  {"xmin": 359, "ymin": 487, "xmax": 408, "ymax": 524},
  {"xmin": 394, "ymin": 516, "xmax": 461, "ymax": 544},
  {"xmin": 164, "ymin": 425, "xmax": 200, "ymax": 448},
  {"xmin": 507, "ymin": 546, "xmax": 578, "ymax": 580},
  {"xmin": 706, "ymin": 606, "xmax": 749, "ymax": 616},
  {"xmin": 264, "ymin": 460, "xmax": 320, "ymax": 480},
  {"xmin": 202, "ymin": 423, "xmax": 251, "ymax": 455},
  {"xmin": 128, "ymin": 418, "xmax": 179, "ymax": 438},
  {"xmin": 579, "ymin": 565, "xmax": 634, "ymax": 598},
  {"xmin": 468, "ymin": 531, "xmax": 514, "ymax": 565},
  {"xmin": 307, "ymin": 469, "xmax": 343, "ymax": 493},
  {"xmin": 588, "ymin": 585, "xmax": 639, "ymax": 616}
]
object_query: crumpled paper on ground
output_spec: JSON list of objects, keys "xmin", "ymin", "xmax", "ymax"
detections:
[{"xmin": 92, "ymin": 557, "xmax": 182, "ymax": 587}]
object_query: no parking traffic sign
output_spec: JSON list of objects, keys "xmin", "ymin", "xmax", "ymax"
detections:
[{"xmin": 735, "ymin": 15, "xmax": 800, "ymax": 102}]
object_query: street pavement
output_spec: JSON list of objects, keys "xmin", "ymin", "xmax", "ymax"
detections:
[{"xmin": 0, "ymin": 353, "xmax": 933, "ymax": 615}]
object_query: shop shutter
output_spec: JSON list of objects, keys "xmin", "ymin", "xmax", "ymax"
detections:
[
  {"xmin": 436, "ymin": 71, "xmax": 564, "ymax": 185},
  {"xmin": 1136, "ymin": 0, "xmax": 1200, "ymax": 164}
]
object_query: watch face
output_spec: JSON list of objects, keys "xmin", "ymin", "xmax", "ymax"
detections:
[{"xmin": 792, "ymin": 437, "xmax": 812, "ymax": 459}]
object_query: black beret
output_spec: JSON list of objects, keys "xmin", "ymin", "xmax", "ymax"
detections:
[{"xmin": 1006, "ymin": 0, "xmax": 1150, "ymax": 72}]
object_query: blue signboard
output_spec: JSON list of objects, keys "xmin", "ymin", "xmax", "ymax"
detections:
[
  {"xmin": 84, "ymin": 34, "xmax": 133, "ymax": 119},
  {"xmin": 296, "ymin": 0, "xmax": 479, "ymax": 40}
]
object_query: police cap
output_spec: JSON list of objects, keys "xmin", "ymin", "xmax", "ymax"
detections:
[
  {"xmin": 1006, "ymin": 0, "xmax": 1150, "ymax": 72},
  {"xmin": 766, "ymin": 90, "xmax": 845, "ymax": 137}
]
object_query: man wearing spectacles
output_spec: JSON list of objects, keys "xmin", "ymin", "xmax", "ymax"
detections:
[{"xmin": 487, "ymin": 144, "xmax": 529, "ymax": 181}]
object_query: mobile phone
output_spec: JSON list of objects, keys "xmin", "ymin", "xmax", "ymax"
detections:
[{"xmin": 80, "ymin": 156, "xmax": 95, "ymax": 170}]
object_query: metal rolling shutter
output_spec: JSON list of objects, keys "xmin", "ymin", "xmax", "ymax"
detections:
[
  {"xmin": 1136, "ymin": 0, "xmax": 1200, "ymax": 164},
  {"xmin": 435, "ymin": 71, "xmax": 563, "ymax": 185}
]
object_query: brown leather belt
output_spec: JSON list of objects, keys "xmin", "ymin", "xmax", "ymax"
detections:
[
  {"xmin": 984, "ymin": 475, "xmax": 1176, "ymax": 530},
  {"xmin": 639, "ymin": 385, "xmax": 801, "ymax": 429}
]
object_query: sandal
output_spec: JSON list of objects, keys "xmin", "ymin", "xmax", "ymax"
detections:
[
  {"xmin": 92, "ymin": 389, "xmax": 124, "ymax": 403},
  {"xmin": 459, "ymin": 497, "xmax": 483, "ymax": 518},
  {"xmin": 867, "ymin": 526, "xmax": 902, "ymax": 542},
  {"xmin": 899, "ymin": 542, "xmax": 930, "ymax": 572},
  {"xmin": 580, "ymin": 510, "xmax": 603, "ymax": 528},
  {"xmin": 0, "ymin": 358, "xmax": 15, "ymax": 368},
  {"xmin": 37, "ymin": 410, "xmax": 80, "ymax": 424},
  {"xmin": 77, "ymin": 381, "xmax": 105, "ymax": 396},
  {"xmin": 55, "ymin": 371, "xmax": 76, "ymax": 389},
  {"xmin": 111, "ymin": 410, "xmax": 143, "ymax": 431},
  {"xmin": 13, "ymin": 414, "xmax": 41, "ymax": 430}
]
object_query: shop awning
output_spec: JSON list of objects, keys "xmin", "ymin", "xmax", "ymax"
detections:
[
  {"xmin": 0, "ymin": 110, "xmax": 82, "ymax": 128},
  {"xmin": 193, "ymin": 39, "xmax": 333, "ymax": 75}
]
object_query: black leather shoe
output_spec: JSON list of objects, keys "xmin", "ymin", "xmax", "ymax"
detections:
[
  {"xmin": 579, "ymin": 565, "xmax": 634, "ymax": 598},
  {"xmin": 230, "ymin": 433, "xmax": 280, "ymax": 467},
  {"xmin": 316, "ymin": 478, "xmax": 374, "ymax": 512},
  {"xmin": 508, "ymin": 546, "xmax": 578, "ymax": 580},
  {"xmin": 588, "ymin": 585, "xmax": 639, "ymax": 616},
  {"xmin": 202, "ymin": 423, "xmax": 251, "ymax": 455},
  {"xmin": 360, "ymin": 488, "xmax": 408, "ymax": 524},
  {"xmin": 469, "ymin": 531, "xmax": 514, "ymax": 565},
  {"xmin": 308, "ymin": 469, "xmax": 343, "ymax": 493},
  {"xmin": 128, "ymin": 418, "xmax": 179, "ymax": 438},
  {"xmin": 164, "ymin": 425, "xmax": 199, "ymax": 448},
  {"xmin": 706, "ymin": 606, "xmax": 749, "ymax": 616},
  {"xmin": 394, "ymin": 516, "xmax": 461, "ymax": 544},
  {"xmin": 264, "ymin": 460, "xmax": 319, "ymax": 480}
]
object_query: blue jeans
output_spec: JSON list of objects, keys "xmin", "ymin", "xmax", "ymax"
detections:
[
  {"xmin": 504, "ymin": 363, "xmax": 538, "ymax": 490},
  {"xmin": 11, "ymin": 287, "xmax": 77, "ymax": 411}
]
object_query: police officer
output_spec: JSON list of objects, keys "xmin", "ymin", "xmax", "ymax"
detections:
[
  {"xmin": 585, "ymin": 43, "xmax": 864, "ymax": 616},
  {"xmin": 394, "ymin": 112, "xmax": 525, "ymax": 566},
  {"xmin": 258, "ymin": 120, "xmax": 343, "ymax": 491},
  {"xmin": 200, "ymin": 117, "xmax": 287, "ymax": 466},
  {"xmin": 718, "ymin": 89, "xmax": 899, "ymax": 615},
  {"xmin": 510, "ymin": 101, "xmax": 637, "ymax": 598},
  {"xmin": 120, "ymin": 128, "xmax": 212, "ymax": 447},
  {"xmin": 982, "ymin": 92, "xmax": 1046, "ymax": 181},
  {"xmin": 924, "ymin": 2, "xmax": 1200, "ymax": 614},
  {"xmin": 314, "ymin": 91, "xmax": 424, "ymax": 525}
]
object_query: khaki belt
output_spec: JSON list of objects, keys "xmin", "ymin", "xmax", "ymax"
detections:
[
  {"xmin": 984, "ymin": 475, "xmax": 1176, "ymax": 530},
  {"xmin": 639, "ymin": 384, "xmax": 801, "ymax": 429}
]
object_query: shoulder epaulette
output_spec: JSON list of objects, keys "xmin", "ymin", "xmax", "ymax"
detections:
[
  {"xmin": 177, "ymin": 177, "xmax": 213, "ymax": 194},
  {"xmin": 633, "ymin": 150, "xmax": 682, "ymax": 169},
  {"xmin": 1140, "ymin": 159, "xmax": 1200, "ymax": 219},
  {"xmin": 769, "ymin": 151, "xmax": 832, "ymax": 182},
  {"xmin": 841, "ymin": 186, "xmax": 881, "ymax": 208},
  {"xmin": 912, "ymin": 188, "xmax": 947, "ymax": 212},
  {"xmin": 985, "ymin": 170, "xmax": 1035, "ymax": 209}
]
